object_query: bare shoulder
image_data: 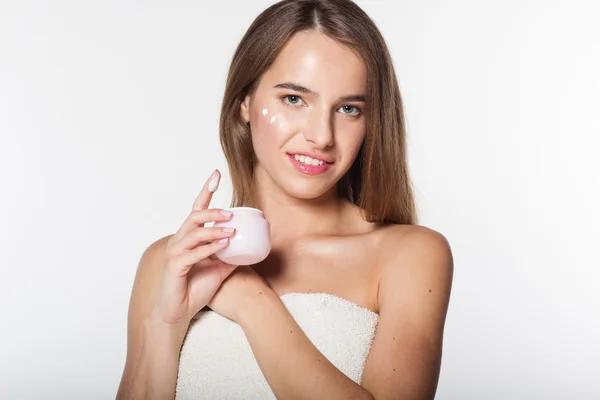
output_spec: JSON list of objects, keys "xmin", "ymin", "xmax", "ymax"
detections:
[
  {"xmin": 378, "ymin": 223, "xmax": 450, "ymax": 247},
  {"xmin": 127, "ymin": 234, "xmax": 173, "ymax": 308},
  {"xmin": 134, "ymin": 235, "xmax": 172, "ymax": 287},
  {"xmin": 373, "ymin": 224, "xmax": 453, "ymax": 310},
  {"xmin": 116, "ymin": 234, "xmax": 172, "ymax": 398},
  {"xmin": 378, "ymin": 224, "xmax": 453, "ymax": 275}
]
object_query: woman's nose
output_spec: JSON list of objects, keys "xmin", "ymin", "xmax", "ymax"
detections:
[{"xmin": 302, "ymin": 110, "xmax": 334, "ymax": 148}]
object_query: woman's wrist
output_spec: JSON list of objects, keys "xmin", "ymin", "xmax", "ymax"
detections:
[{"xmin": 144, "ymin": 310, "xmax": 190, "ymax": 347}]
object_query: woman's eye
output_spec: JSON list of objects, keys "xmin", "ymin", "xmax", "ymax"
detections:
[
  {"xmin": 338, "ymin": 105, "xmax": 360, "ymax": 116},
  {"xmin": 283, "ymin": 95, "xmax": 304, "ymax": 107}
]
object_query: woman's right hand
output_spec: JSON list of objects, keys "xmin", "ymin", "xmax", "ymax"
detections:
[{"xmin": 149, "ymin": 169, "xmax": 238, "ymax": 329}]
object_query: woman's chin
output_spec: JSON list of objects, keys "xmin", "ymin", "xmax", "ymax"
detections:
[{"xmin": 279, "ymin": 180, "xmax": 337, "ymax": 201}]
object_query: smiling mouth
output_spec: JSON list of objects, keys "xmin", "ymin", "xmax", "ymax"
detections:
[
  {"xmin": 292, "ymin": 154, "xmax": 327, "ymax": 166},
  {"xmin": 286, "ymin": 153, "xmax": 333, "ymax": 175},
  {"xmin": 287, "ymin": 153, "xmax": 334, "ymax": 165}
]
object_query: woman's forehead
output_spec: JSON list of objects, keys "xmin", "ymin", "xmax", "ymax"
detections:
[{"xmin": 260, "ymin": 31, "xmax": 367, "ymax": 96}]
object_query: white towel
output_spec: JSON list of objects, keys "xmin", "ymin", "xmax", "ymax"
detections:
[{"xmin": 175, "ymin": 292, "xmax": 379, "ymax": 400}]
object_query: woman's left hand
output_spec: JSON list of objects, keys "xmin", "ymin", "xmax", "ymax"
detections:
[{"xmin": 207, "ymin": 265, "xmax": 272, "ymax": 322}]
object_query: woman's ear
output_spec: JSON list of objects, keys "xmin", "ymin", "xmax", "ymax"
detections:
[{"xmin": 240, "ymin": 95, "xmax": 251, "ymax": 124}]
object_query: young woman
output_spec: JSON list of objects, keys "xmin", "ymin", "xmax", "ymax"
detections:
[{"xmin": 117, "ymin": 0, "xmax": 453, "ymax": 398}]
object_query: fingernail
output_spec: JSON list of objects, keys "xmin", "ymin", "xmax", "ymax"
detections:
[
  {"xmin": 220, "ymin": 210, "xmax": 232, "ymax": 217},
  {"xmin": 218, "ymin": 238, "xmax": 229, "ymax": 243},
  {"xmin": 208, "ymin": 171, "xmax": 219, "ymax": 193},
  {"xmin": 223, "ymin": 227, "xmax": 235, "ymax": 233}
]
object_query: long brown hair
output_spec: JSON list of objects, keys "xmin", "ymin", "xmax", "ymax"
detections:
[{"xmin": 219, "ymin": 0, "xmax": 417, "ymax": 225}]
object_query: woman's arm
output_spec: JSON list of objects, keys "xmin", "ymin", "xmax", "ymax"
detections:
[
  {"xmin": 235, "ymin": 226, "xmax": 453, "ymax": 400},
  {"xmin": 238, "ymin": 291, "xmax": 376, "ymax": 399},
  {"xmin": 122, "ymin": 315, "xmax": 188, "ymax": 399},
  {"xmin": 116, "ymin": 236, "xmax": 187, "ymax": 400},
  {"xmin": 361, "ymin": 226, "xmax": 454, "ymax": 399},
  {"xmin": 117, "ymin": 169, "xmax": 241, "ymax": 399}
]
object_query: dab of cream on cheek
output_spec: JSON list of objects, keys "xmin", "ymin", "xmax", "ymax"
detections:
[
  {"xmin": 260, "ymin": 107, "xmax": 286, "ymax": 129},
  {"xmin": 261, "ymin": 102, "xmax": 312, "ymax": 130},
  {"xmin": 274, "ymin": 117, "xmax": 288, "ymax": 130}
]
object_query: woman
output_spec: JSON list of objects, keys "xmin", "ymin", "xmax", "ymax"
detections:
[{"xmin": 117, "ymin": 0, "xmax": 453, "ymax": 398}]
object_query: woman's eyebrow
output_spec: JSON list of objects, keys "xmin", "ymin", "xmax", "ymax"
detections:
[
  {"xmin": 274, "ymin": 82, "xmax": 366, "ymax": 102},
  {"xmin": 274, "ymin": 82, "xmax": 316, "ymax": 95},
  {"xmin": 340, "ymin": 94, "xmax": 366, "ymax": 102}
]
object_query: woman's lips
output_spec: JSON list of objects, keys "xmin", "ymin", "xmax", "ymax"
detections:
[{"xmin": 286, "ymin": 153, "xmax": 333, "ymax": 175}]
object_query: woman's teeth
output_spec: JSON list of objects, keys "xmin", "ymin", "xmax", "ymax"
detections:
[{"xmin": 293, "ymin": 154, "xmax": 325, "ymax": 166}]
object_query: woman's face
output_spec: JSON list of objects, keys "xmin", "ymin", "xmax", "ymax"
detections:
[{"xmin": 240, "ymin": 30, "xmax": 367, "ymax": 201}]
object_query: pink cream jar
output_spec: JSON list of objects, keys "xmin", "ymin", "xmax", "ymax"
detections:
[{"xmin": 214, "ymin": 207, "xmax": 271, "ymax": 265}]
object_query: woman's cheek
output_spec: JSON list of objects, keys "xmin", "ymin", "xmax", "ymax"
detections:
[
  {"xmin": 250, "ymin": 107, "xmax": 285, "ymax": 161},
  {"xmin": 340, "ymin": 124, "xmax": 366, "ymax": 162},
  {"xmin": 252, "ymin": 106, "xmax": 295, "ymax": 141}
]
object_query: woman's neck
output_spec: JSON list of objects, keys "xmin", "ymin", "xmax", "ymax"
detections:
[{"xmin": 249, "ymin": 169, "xmax": 349, "ymax": 246}]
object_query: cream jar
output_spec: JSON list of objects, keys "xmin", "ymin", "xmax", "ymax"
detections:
[{"xmin": 214, "ymin": 207, "xmax": 271, "ymax": 265}]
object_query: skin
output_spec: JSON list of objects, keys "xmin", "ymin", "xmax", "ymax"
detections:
[{"xmin": 117, "ymin": 30, "xmax": 453, "ymax": 400}]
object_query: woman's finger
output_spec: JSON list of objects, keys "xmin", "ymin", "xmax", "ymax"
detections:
[
  {"xmin": 192, "ymin": 169, "xmax": 221, "ymax": 211},
  {"xmin": 174, "ymin": 226, "xmax": 236, "ymax": 253},
  {"xmin": 167, "ymin": 238, "xmax": 231, "ymax": 275},
  {"xmin": 171, "ymin": 208, "xmax": 232, "ymax": 244}
]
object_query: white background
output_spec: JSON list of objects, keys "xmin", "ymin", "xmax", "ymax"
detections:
[{"xmin": 1, "ymin": 0, "xmax": 598, "ymax": 398}]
